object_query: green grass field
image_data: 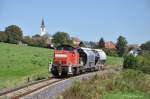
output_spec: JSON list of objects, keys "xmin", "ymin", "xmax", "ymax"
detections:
[
  {"xmin": 106, "ymin": 56, "xmax": 123, "ymax": 67},
  {"xmin": 0, "ymin": 42, "xmax": 53, "ymax": 89}
]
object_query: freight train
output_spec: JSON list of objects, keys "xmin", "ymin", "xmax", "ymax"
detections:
[{"xmin": 49, "ymin": 44, "xmax": 107, "ymax": 77}]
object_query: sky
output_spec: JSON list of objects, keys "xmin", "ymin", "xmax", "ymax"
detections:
[{"xmin": 0, "ymin": 0, "xmax": 150, "ymax": 44}]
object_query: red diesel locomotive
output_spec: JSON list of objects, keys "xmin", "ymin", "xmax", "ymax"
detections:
[{"xmin": 49, "ymin": 45, "xmax": 107, "ymax": 77}]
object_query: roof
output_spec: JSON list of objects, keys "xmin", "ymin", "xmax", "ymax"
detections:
[
  {"xmin": 105, "ymin": 41, "xmax": 116, "ymax": 49},
  {"xmin": 72, "ymin": 37, "xmax": 80, "ymax": 42},
  {"xmin": 128, "ymin": 44, "xmax": 140, "ymax": 48},
  {"xmin": 79, "ymin": 41, "xmax": 97, "ymax": 48},
  {"xmin": 41, "ymin": 19, "xmax": 45, "ymax": 28}
]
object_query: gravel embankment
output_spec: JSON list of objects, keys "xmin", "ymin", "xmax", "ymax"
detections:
[{"xmin": 22, "ymin": 69, "xmax": 118, "ymax": 99}]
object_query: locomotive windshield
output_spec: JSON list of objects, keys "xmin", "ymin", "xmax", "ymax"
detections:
[{"xmin": 56, "ymin": 45, "xmax": 75, "ymax": 51}]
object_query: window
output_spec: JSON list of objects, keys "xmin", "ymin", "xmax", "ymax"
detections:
[{"xmin": 56, "ymin": 45, "xmax": 75, "ymax": 51}]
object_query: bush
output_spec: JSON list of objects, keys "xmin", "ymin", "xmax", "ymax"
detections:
[
  {"xmin": 104, "ymin": 48, "xmax": 118, "ymax": 57},
  {"xmin": 22, "ymin": 36, "xmax": 32, "ymax": 44},
  {"xmin": 123, "ymin": 54, "xmax": 138, "ymax": 69},
  {"xmin": 136, "ymin": 51, "xmax": 150, "ymax": 74},
  {"xmin": 141, "ymin": 41, "xmax": 150, "ymax": 51},
  {"xmin": 140, "ymin": 50, "xmax": 150, "ymax": 66},
  {"xmin": 0, "ymin": 31, "xmax": 7, "ymax": 42},
  {"xmin": 123, "ymin": 51, "xmax": 150, "ymax": 74},
  {"xmin": 22, "ymin": 35, "xmax": 49, "ymax": 48}
]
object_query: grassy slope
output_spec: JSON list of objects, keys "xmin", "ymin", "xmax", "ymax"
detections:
[
  {"xmin": 61, "ymin": 70, "xmax": 150, "ymax": 99},
  {"xmin": 0, "ymin": 42, "xmax": 53, "ymax": 89}
]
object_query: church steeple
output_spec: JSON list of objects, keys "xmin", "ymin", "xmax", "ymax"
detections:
[
  {"xmin": 40, "ymin": 18, "xmax": 46, "ymax": 36},
  {"xmin": 41, "ymin": 19, "xmax": 45, "ymax": 28}
]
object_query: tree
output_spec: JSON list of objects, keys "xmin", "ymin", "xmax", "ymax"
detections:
[
  {"xmin": 79, "ymin": 41, "xmax": 85, "ymax": 47},
  {"xmin": 0, "ymin": 31, "xmax": 7, "ymax": 42},
  {"xmin": 116, "ymin": 36, "xmax": 128, "ymax": 57},
  {"xmin": 5, "ymin": 25, "xmax": 23, "ymax": 44},
  {"xmin": 32, "ymin": 34, "xmax": 41, "ymax": 38},
  {"xmin": 104, "ymin": 49, "xmax": 118, "ymax": 57},
  {"xmin": 141, "ymin": 41, "xmax": 150, "ymax": 51},
  {"xmin": 52, "ymin": 32, "xmax": 72, "ymax": 46},
  {"xmin": 99, "ymin": 38, "xmax": 105, "ymax": 48}
]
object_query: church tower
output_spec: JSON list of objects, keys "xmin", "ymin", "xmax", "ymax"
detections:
[{"xmin": 40, "ymin": 19, "xmax": 46, "ymax": 36}]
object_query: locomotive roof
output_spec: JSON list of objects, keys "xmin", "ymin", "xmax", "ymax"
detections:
[
  {"xmin": 56, "ymin": 45, "xmax": 105, "ymax": 52},
  {"xmin": 56, "ymin": 44, "xmax": 75, "ymax": 48},
  {"xmin": 56, "ymin": 44, "xmax": 76, "ymax": 51}
]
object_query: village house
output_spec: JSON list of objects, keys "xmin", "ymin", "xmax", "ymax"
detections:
[
  {"xmin": 128, "ymin": 44, "xmax": 140, "ymax": 50},
  {"xmin": 104, "ymin": 41, "xmax": 116, "ymax": 49}
]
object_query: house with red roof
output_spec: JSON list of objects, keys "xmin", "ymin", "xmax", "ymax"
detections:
[{"xmin": 104, "ymin": 41, "xmax": 116, "ymax": 49}]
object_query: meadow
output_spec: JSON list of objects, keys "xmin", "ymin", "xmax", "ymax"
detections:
[
  {"xmin": 106, "ymin": 56, "xmax": 123, "ymax": 67},
  {"xmin": 0, "ymin": 42, "xmax": 53, "ymax": 89}
]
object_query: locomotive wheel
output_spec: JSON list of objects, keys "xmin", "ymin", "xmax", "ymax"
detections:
[
  {"xmin": 79, "ymin": 66, "xmax": 84, "ymax": 74},
  {"xmin": 51, "ymin": 66, "xmax": 59, "ymax": 77},
  {"xmin": 61, "ymin": 71, "xmax": 67, "ymax": 77},
  {"xmin": 73, "ymin": 67, "xmax": 80, "ymax": 75}
]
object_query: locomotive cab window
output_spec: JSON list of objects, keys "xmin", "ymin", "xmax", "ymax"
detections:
[{"xmin": 56, "ymin": 45, "xmax": 75, "ymax": 51}]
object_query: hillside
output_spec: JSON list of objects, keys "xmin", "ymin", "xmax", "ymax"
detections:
[{"xmin": 0, "ymin": 42, "xmax": 53, "ymax": 89}]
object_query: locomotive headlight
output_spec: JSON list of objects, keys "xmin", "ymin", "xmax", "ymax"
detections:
[{"xmin": 55, "ymin": 54, "xmax": 67, "ymax": 58}]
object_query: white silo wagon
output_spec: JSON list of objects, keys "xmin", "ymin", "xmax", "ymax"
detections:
[{"xmin": 94, "ymin": 49, "xmax": 107, "ymax": 70}]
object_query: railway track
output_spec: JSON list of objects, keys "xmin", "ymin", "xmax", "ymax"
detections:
[
  {"xmin": 0, "ymin": 78, "xmax": 63, "ymax": 99},
  {"xmin": 0, "ymin": 71, "xmax": 99, "ymax": 99}
]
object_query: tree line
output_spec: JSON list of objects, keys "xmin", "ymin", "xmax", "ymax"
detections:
[
  {"xmin": 98, "ymin": 36, "xmax": 128, "ymax": 57},
  {"xmin": 0, "ymin": 25, "xmax": 73, "ymax": 48},
  {"xmin": 0, "ymin": 24, "xmax": 129, "ymax": 57},
  {"xmin": 0, "ymin": 25, "xmax": 150, "ymax": 56}
]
